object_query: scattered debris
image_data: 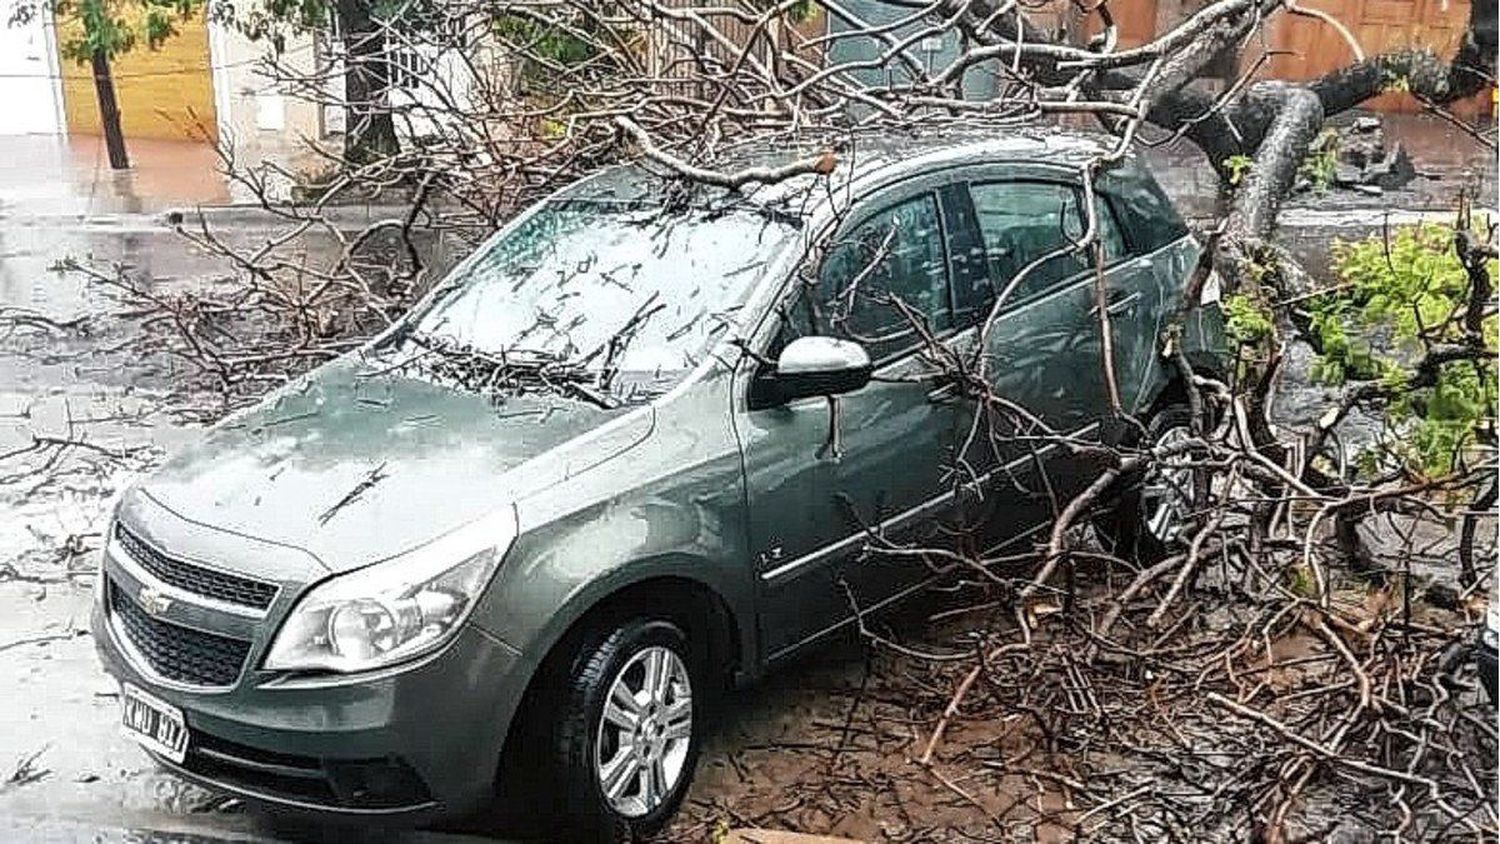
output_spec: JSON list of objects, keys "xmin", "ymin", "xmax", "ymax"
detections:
[
  {"xmin": 2, "ymin": 747, "xmax": 51, "ymax": 793},
  {"xmin": 0, "ymin": 629, "xmax": 87, "ymax": 656},
  {"xmin": 317, "ymin": 461, "xmax": 389, "ymax": 526},
  {"xmin": 723, "ymin": 830, "xmax": 865, "ymax": 844},
  {"xmin": 1330, "ymin": 114, "xmax": 1420, "ymax": 191}
]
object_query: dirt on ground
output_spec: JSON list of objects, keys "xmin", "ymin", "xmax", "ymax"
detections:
[{"xmin": 659, "ymin": 571, "xmax": 1494, "ymax": 842}]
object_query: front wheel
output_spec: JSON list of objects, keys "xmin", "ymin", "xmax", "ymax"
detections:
[
  {"xmin": 1099, "ymin": 405, "xmax": 1203, "ymax": 562},
  {"xmin": 540, "ymin": 617, "xmax": 702, "ymax": 841}
]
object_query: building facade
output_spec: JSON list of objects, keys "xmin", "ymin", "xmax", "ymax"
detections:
[{"xmin": 0, "ymin": 0, "xmax": 1485, "ymax": 142}]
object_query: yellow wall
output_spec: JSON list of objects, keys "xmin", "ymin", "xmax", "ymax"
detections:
[{"xmin": 58, "ymin": 11, "xmax": 217, "ymax": 142}]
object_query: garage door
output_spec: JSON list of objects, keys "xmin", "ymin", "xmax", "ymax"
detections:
[{"xmin": 1266, "ymin": 0, "xmax": 1489, "ymax": 115}]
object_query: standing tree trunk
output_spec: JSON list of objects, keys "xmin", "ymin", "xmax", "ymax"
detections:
[
  {"xmin": 90, "ymin": 49, "xmax": 129, "ymax": 170},
  {"xmin": 336, "ymin": 0, "xmax": 400, "ymax": 165}
]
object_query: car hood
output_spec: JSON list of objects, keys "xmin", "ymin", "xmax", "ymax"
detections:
[{"xmin": 138, "ymin": 356, "xmax": 637, "ymax": 571}]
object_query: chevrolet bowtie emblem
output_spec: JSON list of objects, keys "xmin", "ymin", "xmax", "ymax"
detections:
[{"xmin": 138, "ymin": 585, "xmax": 173, "ymax": 617}]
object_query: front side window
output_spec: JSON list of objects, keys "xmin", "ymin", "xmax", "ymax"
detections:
[
  {"xmin": 401, "ymin": 198, "xmax": 796, "ymax": 404},
  {"xmin": 816, "ymin": 193, "xmax": 952, "ymax": 360}
]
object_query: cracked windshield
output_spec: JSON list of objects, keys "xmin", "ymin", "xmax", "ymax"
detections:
[{"xmin": 401, "ymin": 198, "xmax": 797, "ymax": 404}]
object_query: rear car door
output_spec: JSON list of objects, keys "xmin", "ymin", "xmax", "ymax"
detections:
[
  {"xmin": 739, "ymin": 180, "xmax": 968, "ymax": 660},
  {"xmin": 1097, "ymin": 168, "xmax": 1198, "ymax": 412},
  {"xmin": 954, "ymin": 173, "xmax": 1139, "ymax": 516}
]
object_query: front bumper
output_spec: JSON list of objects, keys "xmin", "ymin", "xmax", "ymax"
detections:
[{"xmin": 93, "ymin": 585, "xmax": 529, "ymax": 822}]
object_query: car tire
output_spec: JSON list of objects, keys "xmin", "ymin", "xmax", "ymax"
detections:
[
  {"xmin": 1099, "ymin": 404, "xmax": 1202, "ymax": 562},
  {"xmin": 534, "ymin": 616, "xmax": 703, "ymax": 842}
]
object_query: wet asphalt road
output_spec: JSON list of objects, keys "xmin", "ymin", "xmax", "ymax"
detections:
[
  {"xmin": 0, "ymin": 139, "xmax": 495, "ymax": 841},
  {"xmin": 0, "ymin": 814, "xmax": 498, "ymax": 843},
  {"xmin": 0, "ymin": 122, "xmax": 1491, "ymax": 840}
]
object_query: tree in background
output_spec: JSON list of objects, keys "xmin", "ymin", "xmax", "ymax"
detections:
[
  {"xmin": 10, "ymin": 0, "xmax": 205, "ymax": 169},
  {"xmin": 223, "ymin": 0, "xmax": 446, "ymax": 166}
]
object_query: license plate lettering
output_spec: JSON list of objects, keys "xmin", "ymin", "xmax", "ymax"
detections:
[{"xmin": 120, "ymin": 684, "xmax": 188, "ymax": 763}]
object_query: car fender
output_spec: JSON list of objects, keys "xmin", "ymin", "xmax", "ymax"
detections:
[{"xmin": 471, "ymin": 487, "xmax": 757, "ymax": 684}]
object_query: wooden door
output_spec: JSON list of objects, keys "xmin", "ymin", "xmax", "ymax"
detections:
[
  {"xmin": 1077, "ymin": 0, "xmax": 1162, "ymax": 49},
  {"xmin": 1265, "ymin": 0, "xmax": 1488, "ymax": 115}
]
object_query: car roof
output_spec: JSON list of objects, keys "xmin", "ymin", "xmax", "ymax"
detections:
[
  {"xmin": 565, "ymin": 121, "xmax": 1127, "ymax": 215},
  {"xmin": 723, "ymin": 122, "xmax": 1118, "ymax": 179}
]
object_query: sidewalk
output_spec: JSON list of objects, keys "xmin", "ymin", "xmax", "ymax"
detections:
[
  {"xmin": 1146, "ymin": 110, "xmax": 1497, "ymax": 220},
  {"xmin": 1, "ymin": 111, "xmax": 1489, "ymax": 222},
  {"xmin": 0, "ymin": 135, "xmax": 231, "ymax": 218},
  {"xmin": 0, "ymin": 134, "xmax": 421, "ymax": 232}
]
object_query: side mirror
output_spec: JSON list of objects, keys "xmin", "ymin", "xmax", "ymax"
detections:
[{"xmin": 768, "ymin": 336, "xmax": 872, "ymax": 404}]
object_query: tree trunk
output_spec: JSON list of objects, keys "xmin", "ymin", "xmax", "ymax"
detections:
[
  {"xmin": 90, "ymin": 50, "xmax": 129, "ymax": 170},
  {"xmin": 336, "ymin": 0, "xmax": 400, "ymax": 165}
]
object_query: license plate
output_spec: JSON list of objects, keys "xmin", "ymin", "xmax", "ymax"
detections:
[{"xmin": 121, "ymin": 683, "xmax": 188, "ymax": 763}]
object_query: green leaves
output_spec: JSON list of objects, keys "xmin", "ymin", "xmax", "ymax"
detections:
[
  {"xmin": 1296, "ymin": 129, "xmax": 1339, "ymax": 192},
  {"xmin": 1223, "ymin": 154, "xmax": 1252, "ymax": 187},
  {"xmin": 1224, "ymin": 130, "xmax": 1337, "ymax": 192},
  {"xmin": 143, "ymin": 8, "xmax": 173, "ymax": 48},
  {"xmin": 494, "ymin": 12, "xmax": 605, "ymax": 82},
  {"xmin": 52, "ymin": 0, "xmax": 203, "ymax": 62},
  {"xmin": 1313, "ymin": 223, "xmax": 1499, "ymax": 475},
  {"xmin": 1224, "ymin": 292, "xmax": 1273, "ymax": 345}
]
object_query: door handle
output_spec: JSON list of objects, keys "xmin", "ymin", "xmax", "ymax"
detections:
[
  {"xmin": 926, "ymin": 381, "xmax": 961, "ymax": 404},
  {"xmin": 1091, "ymin": 290, "xmax": 1141, "ymax": 317}
]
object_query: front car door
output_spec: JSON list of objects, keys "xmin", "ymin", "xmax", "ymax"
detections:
[{"xmin": 736, "ymin": 178, "xmax": 969, "ymax": 660}]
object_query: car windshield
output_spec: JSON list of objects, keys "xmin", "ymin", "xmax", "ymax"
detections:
[{"xmin": 400, "ymin": 197, "xmax": 797, "ymax": 405}]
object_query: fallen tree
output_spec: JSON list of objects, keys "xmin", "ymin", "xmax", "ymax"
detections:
[{"xmin": 49, "ymin": 0, "xmax": 1499, "ymax": 838}]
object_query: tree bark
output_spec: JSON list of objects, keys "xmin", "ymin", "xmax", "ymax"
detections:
[
  {"xmin": 90, "ymin": 50, "xmax": 129, "ymax": 170},
  {"xmin": 336, "ymin": 0, "xmax": 400, "ymax": 165},
  {"xmin": 1308, "ymin": 0, "xmax": 1498, "ymax": 115}
]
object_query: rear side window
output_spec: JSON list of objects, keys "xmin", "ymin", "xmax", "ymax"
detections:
[
  {"xmin": 818, "ymin": 193, "xmax": 951, "ymax": 359},
  {"xmin": 1107, "ymin": 173, "xmax": 1189, "ymax": 253}
]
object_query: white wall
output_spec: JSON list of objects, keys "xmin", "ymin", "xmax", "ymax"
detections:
[
  {"xmin": 0, "ymin": 13, "xmax": 63, "ymax": 135},
  {"xmin": 209, "ymin": 20, "xmax": 324, "ymax": 150}
]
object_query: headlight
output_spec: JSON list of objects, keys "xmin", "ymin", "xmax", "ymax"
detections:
[{"xmin": 264, "ymin": 508, "xmax": 516, "ymax": 673}]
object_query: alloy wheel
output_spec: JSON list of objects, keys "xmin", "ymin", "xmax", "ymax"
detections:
[
  {"xmin": 594, "ymin": 645, "xmax": 693, "ymax": 817},
  {"xmin": 1141, "ymin": 425, "xmax": 1196, "ymax": 544}
]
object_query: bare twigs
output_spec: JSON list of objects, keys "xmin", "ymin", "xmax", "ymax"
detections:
[{"xmin": 44, "ymin": 0, "xmax": 1495, "ymax": 839}]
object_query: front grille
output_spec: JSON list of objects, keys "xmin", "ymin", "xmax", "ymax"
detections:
[
  {"xmin": 115, "ymin": 524, "xmax": 278, "ymax": 611},
  {"xmin": 108, "ymin": 580, "xmax": 252, "ymax": 687}
]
